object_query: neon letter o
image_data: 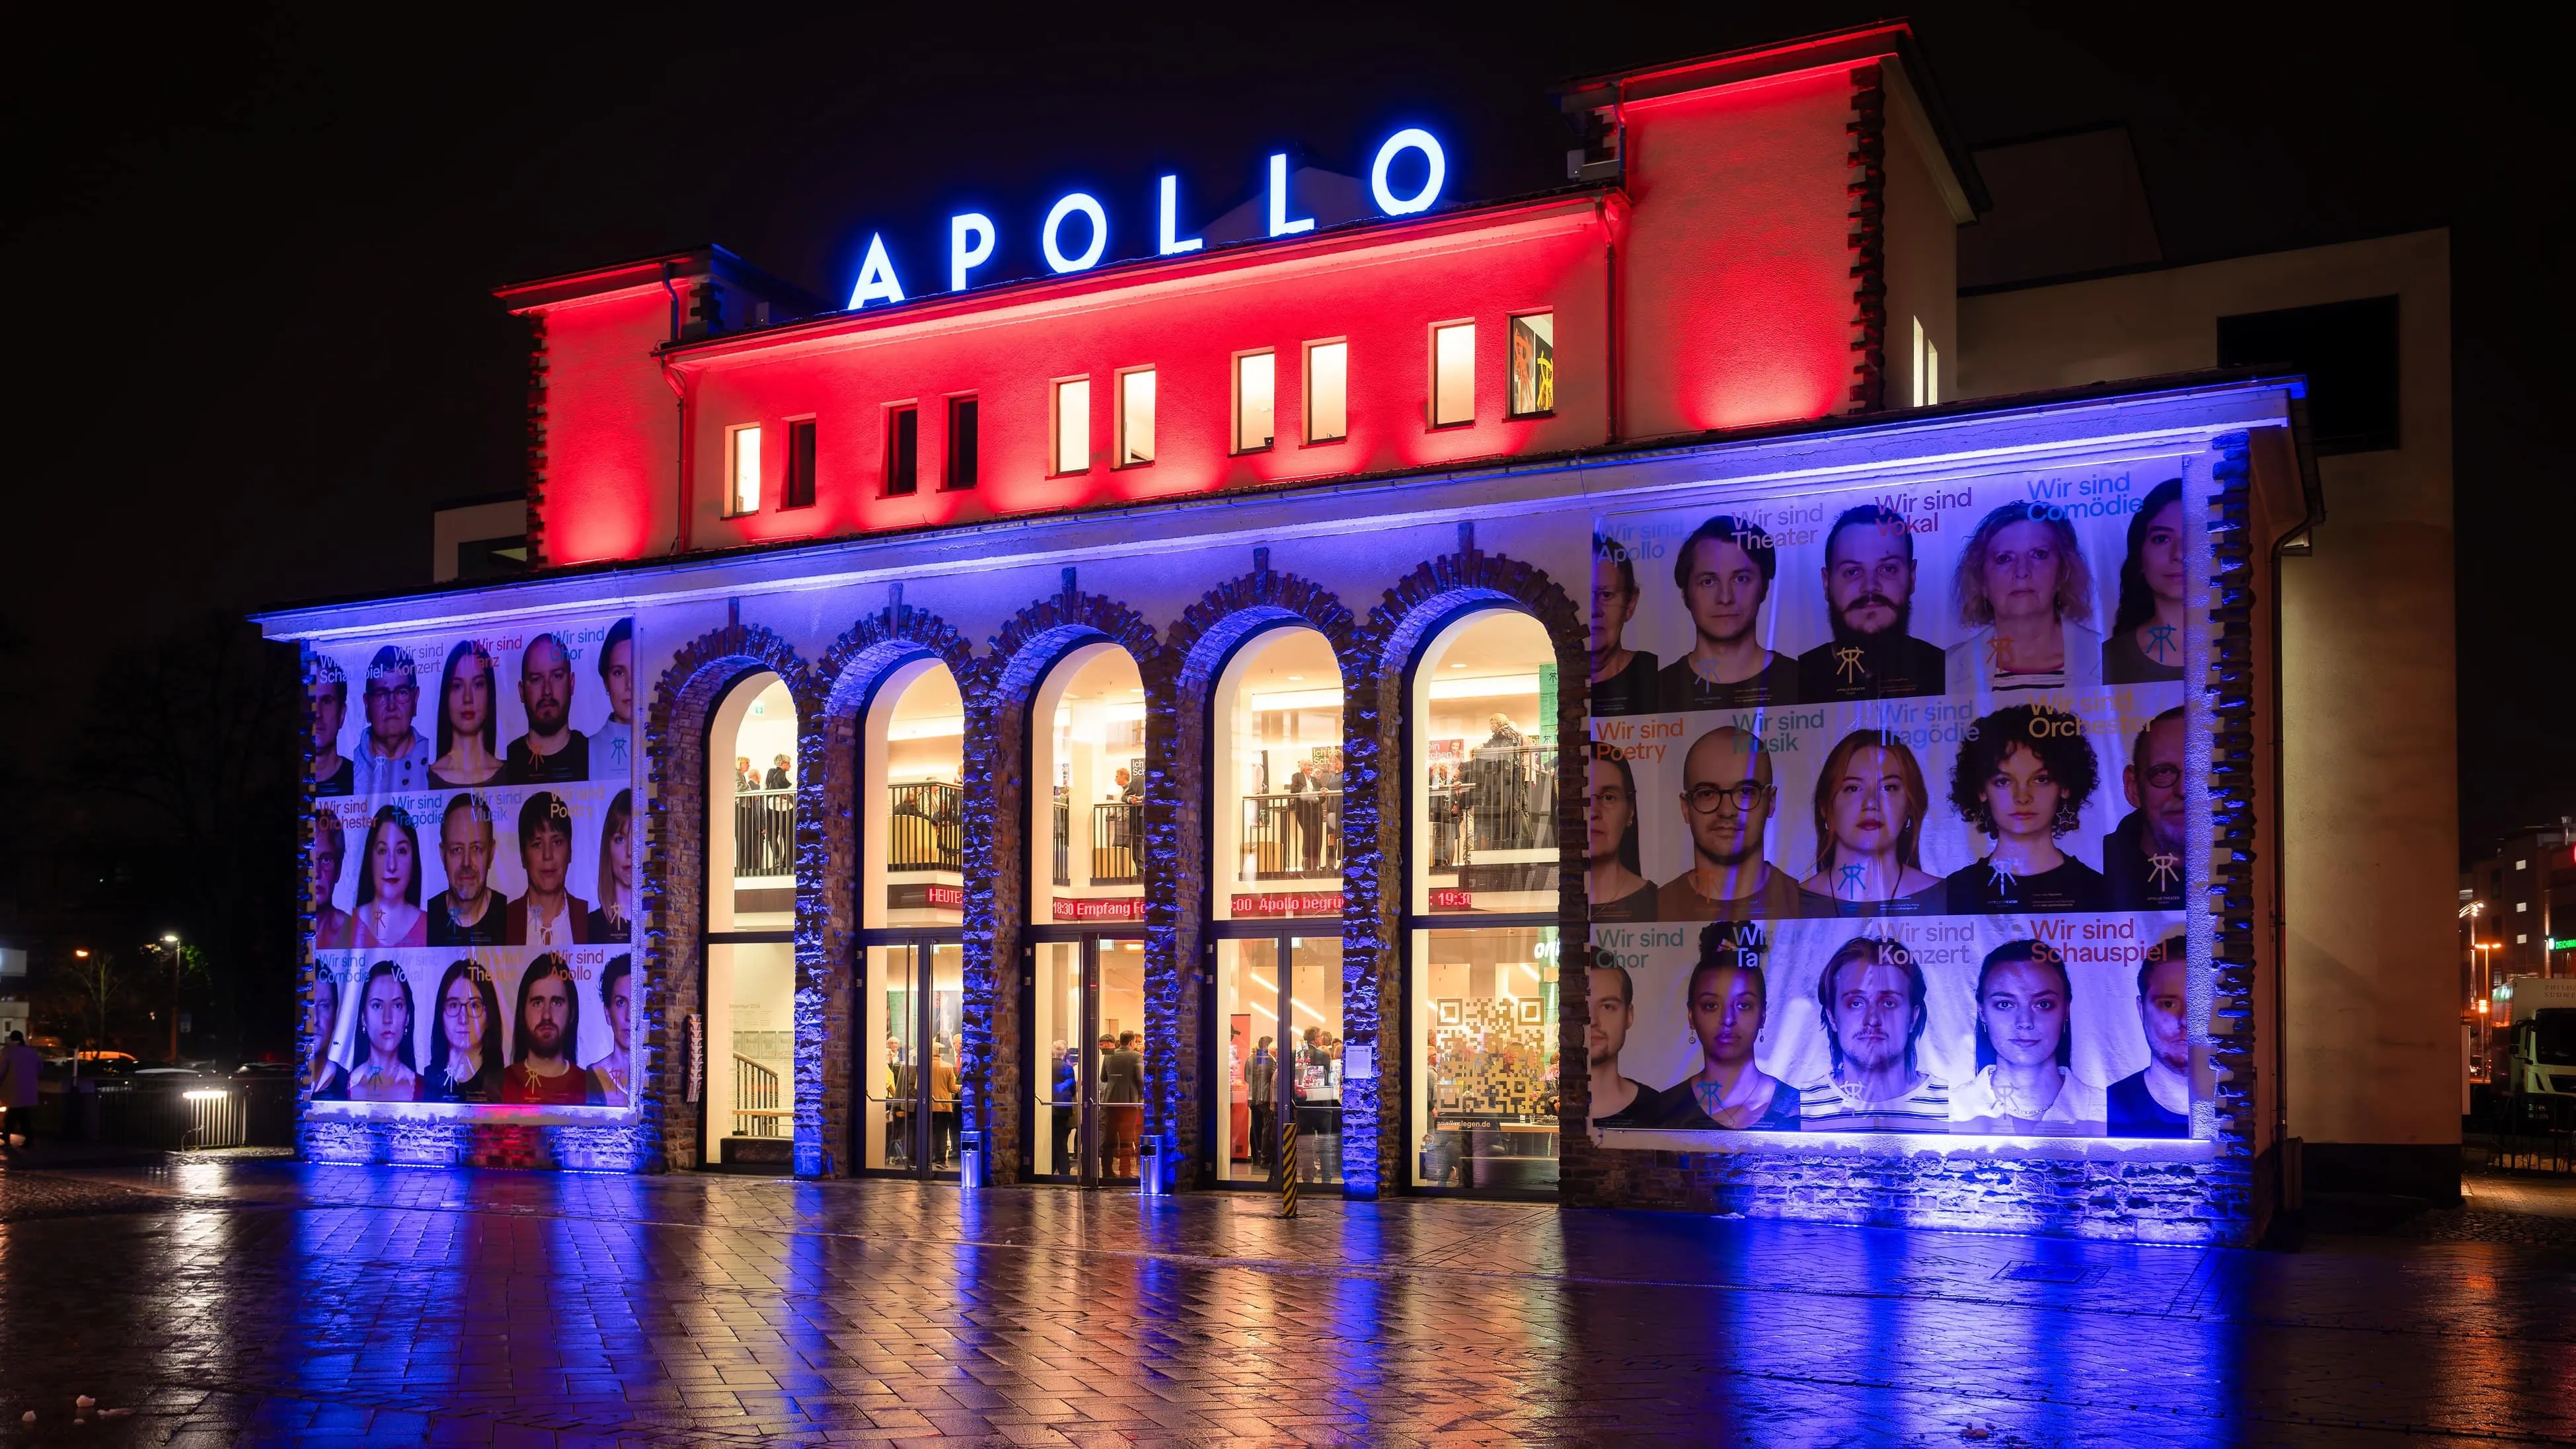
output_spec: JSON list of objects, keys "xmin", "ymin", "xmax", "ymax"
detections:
[
  {"xmin": 1042, "ymin": 192, "xmax": 1109, "ymax": 274},
  {"xmin": 1371, "ymin": 128, "xmax": 1446, "ymax": 216}
]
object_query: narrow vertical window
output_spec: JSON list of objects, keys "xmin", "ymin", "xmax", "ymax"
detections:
[
  {"xmin": 1117, "ymin": 367, "xmax": 1156, "ymax": 466},
  {"xmin": 1305, "ymin": 340, "xmax": 1347, "ymax": 443},
  {"xmin": 1507, "ymin": 313, "xmax": 1554, "ymax": 418},
  {"xmin": 945, "ymin": 396, "xmax": 979, "ymax": 490},
  {"xmin": 1052, "ymin": 377, "xmax": 1091, "ymax": 476},
  {"xmin": 1926, "ymin": 339, "xmax": 1940, "ymax": 406},
  {"xmin": 727, "ymin": 424, "xmax": 763, "ymax": 515},
  {"xmin": 1431, "ymin": 321, "xmax": 1475, "ymax": 426},
  {"xmin": 884, "ymin": 405, "xmax": 919, "ymax": 496},
  {"xmin": 1234, "ymin": 350, "xmax": 1275, "ymax": 452},
  {"xmin": 782, "ymin": 419, "xmax": 817, "ymax": 509},
  {"xmin": 1911, "ymin": 316, "xmax": 1928, "ymax": 406}
]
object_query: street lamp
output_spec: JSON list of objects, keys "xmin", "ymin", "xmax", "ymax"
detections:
[{"xmin": 161, "ymin": 934, "xmax": 180, "ymax": 1064}]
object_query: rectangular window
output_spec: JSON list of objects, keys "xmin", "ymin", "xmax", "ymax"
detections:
[
  {"xmin": 1926, "ymin": 338, "xmax": 1940, "ymax": 406},
  {"xmin": 1117, "ymin": 367, "xmax": 1156, "ymax": 466},
  {"xmin": 2216, "ymin": 295, "xmax": 2400, "ymax": 453},
  {"xmin": 1507, "ymin": 313, "xmax": 1554, "ymax": 418},
  {"xmin": 726, "ymin": 424, "xmax": 762, "ymax": 515},
  {"xmin": 1305, "ymin": 340, "xmax": 1347, "ymax": 443},
  {"xmin": 1051, "ymin": 377, "xmax": 1091, "ymax": 476},
  {"xmin": 944, "ymin": 396, "xmax": 979, "ymax": 490},
  {"xmin": 1234, "ymin": 351, "xmax": 1275, "ymax": 452},
  {"xmin": 1431, "ymin": 320, "xmax": 1475, "ymax": 426},
  {"xmin": 884, "ymin": 405, "xmax": 919, "ymax": 496},
  {"xmin": 1912, "ymin": 316, "xmax": 1927, "ymax": 406},
  {"xmin": 782, "ymin": 419, "xmax": 816, "ymax": 509}
]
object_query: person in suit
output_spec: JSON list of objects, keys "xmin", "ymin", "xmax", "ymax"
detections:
[{"xmin": 1101, "ymin": 1031, "xmax": 1145, "ymax": 1177}]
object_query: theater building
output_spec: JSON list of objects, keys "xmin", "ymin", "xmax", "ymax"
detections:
[{"xmin": 258, "ymin": 24, "xmax": 2456, "ymax": 1243}]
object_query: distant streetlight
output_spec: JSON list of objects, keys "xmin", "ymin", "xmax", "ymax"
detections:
[{"xmin": 161, "ymin": 934, "xmax": 181, "ymax": 1064}]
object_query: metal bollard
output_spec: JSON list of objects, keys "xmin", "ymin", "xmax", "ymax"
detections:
[{"xmin": 1278, "ymin": 1115, "xmax": 1299, "ymax": 1218}]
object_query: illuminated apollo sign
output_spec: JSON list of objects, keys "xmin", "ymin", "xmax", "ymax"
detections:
[{"xmin": 847, "ymin": 128, "xmax": 1448, "ymax": 310}]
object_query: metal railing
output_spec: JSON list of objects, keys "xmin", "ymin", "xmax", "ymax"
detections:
[
  {"xmin": 734, "ymin": 1054, "xmax": 788, "ymax": 1138},
  {"xmin": 1242, "ymin": 790, "xmax": 1342, "ymax": 879},
  {"xmin": 1428, "ymin": 745, "xmax": 1558, "ymax": 868},
  {"xmin": 1051, "ymin": 797, "xmax": 1072, "ymax": 887},
  {"xmin": 1093, "ymin": 801, "xmax": 1142, "ymax": 884},
  {"xmin": 734, "ymin": 788, "xmax": 794, "ymax": 877},
  {"xmin": 888, "ymin": 782, "xmax": 964, "ymax": 872}
]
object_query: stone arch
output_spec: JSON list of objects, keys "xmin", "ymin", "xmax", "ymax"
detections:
[
  {"xmin": 641, "ymin": 619, "xmax": 825, "ymax": 1175},
  {"xmin": 1160, "ymin": 550, "xmax": 1365, "ymax": 1187},
  {"xmin": 792, "ymin": 595, "xmax": 980, "ymax": 1177},
  {"xmin": 967, "ymin": 570, "xmax": 1164, "ymax": 1184},
  {"xmin": 1345, "ymin": 535, "xmax": 1586, "ymax": 1197}
]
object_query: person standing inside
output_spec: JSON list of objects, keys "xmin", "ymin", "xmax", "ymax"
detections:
[
  {"xmin": 0, "ymin": 1030, "xmax": 43, "ymax": 1151},
  {"xmin": 1246, "ymin": 1035, "xmax": 1277, "ymax": 1168},
  {"xmin": 1101, "ymin": 1031, "xmax": 1145, "ymax": 1177},
  {"xmin": 929, "ymin": 1040, "xmax": 961, "ymax": 1168},
  {"xmin": 1050, "ymin": 1041, "xmax": 1078, "ymax": 1175}
]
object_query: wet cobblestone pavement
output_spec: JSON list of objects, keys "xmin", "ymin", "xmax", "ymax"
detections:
[{"xmin": 0, "ymin": 1154, "xmax": 2569, "ymax": 1446}]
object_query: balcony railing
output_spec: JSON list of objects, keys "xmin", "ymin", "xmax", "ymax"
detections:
[
  {"xmin": 734, "ymin": 1054, "xmax": 788, "ymax": 1138},
  {"xmin": 1093, "ymin": 801, "xmax": 1142, "ymax": 884},
  {"xmin": 734, "ymin": 788, "xmax": 794, "ymax": 877},
  {"xmin": 1242, "ymin": 790, "xmax": 1342, "ymax": 879},
  {"xmin": 1429, "ymin": 745, "xmax": 1558, "ymax": 870},
  {"xmin": 888, "ymin": 782, "xmax": 964, "ymax": 872}
]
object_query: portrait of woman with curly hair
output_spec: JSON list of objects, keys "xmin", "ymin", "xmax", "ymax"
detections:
[{"xmin": 1944, "ymin": 704, "xmax": 2107, "ymax": 914}]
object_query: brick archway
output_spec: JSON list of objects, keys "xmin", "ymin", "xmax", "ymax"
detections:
[
  {"xmin": 1162, "ymin": 549, "xmax": 1364, "ymax": 1187},
  {"xmin": 641, "ymin": 620, "xmax": 824, "ymax": 1174},
  {"xmin": 1349, "ymin": 535, "xmax": 1586, "ymax": 1198},
  {"xmin": 798, "ymin": 596, "xmax": 980, "ymax": 1177},
  {"xmin": 969, "ymin": 571, "xmax": 1163, "ymax": 1183}
]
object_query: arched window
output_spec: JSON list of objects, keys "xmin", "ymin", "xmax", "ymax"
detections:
[
  {"xmin": 858, "ymin": 660, "xmax": 964, "ymax": 1175},
  {"xmin": 1209, "ymin": 626, "xmax": 1346, "ymax": 1188},
  {"xmin": 1405, "ymin": 608, "xmax": 1562, "ymax": 1193},
  {"xmin": 704, "ymin": 673, "xmax": 798, "ymax": 1167}
]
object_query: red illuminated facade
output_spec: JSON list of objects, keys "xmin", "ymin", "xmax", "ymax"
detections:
[{"xmin": 504, "ymin": 28, "xmax": 1973, "ymax": 567}]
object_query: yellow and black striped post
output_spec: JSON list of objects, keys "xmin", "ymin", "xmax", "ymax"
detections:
[{"xmin": 1278, "ymin": 1114, "xmax": 1299, "ymax": 1217}]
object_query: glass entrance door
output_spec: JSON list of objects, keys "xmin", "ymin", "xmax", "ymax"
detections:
[
  {"xmin": 1213, "ymin": 934, "xmax": 1344, "ymax": 1189},
  {"xmin": 1030, "ymin": 933, "xmax": 1146, "ymax": 1185},
  {"xmin": 860, "ymin": 936, "xmax": 962, "ymax": 1177}
]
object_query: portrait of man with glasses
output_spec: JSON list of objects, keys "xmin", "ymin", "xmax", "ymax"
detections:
[
  {"xmin": 1653, "ymin": 724, "xmax": 1803, "ymax": 921},
  {"xmin": 2105, "ymin": 706, "xmax": 2189, "ymax": 911},
  {"xmin": 352, "ymin": 645, "xmax": 434, "ymax": 796}
]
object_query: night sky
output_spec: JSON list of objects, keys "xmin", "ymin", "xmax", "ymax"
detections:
[{"xmin": 2, "ymin": 4, "xmax": 2554, "ymax": 860}]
